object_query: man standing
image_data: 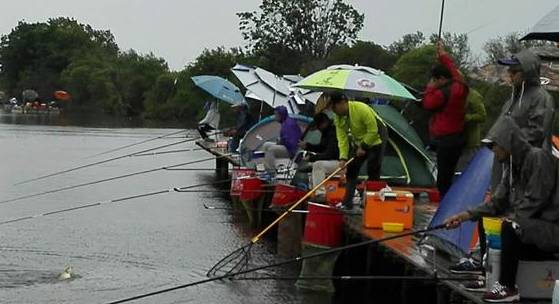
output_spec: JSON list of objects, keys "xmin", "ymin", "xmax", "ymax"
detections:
[
  {"xmin": 331, "ymin": 94, "xmax": 386, "ymax": 210},
  {"xmin": 422, "ymin": 42, "xmax": 468, "ymax": 198}
]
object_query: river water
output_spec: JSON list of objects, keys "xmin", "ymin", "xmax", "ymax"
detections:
[{"xmin": 0, "ymin": 113, "xmax": 333, "ymax": 304}]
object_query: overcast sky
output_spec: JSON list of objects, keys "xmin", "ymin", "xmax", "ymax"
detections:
[{"xmin": 0, "ymin": 0, "xmax": 557, "ymax": 70}]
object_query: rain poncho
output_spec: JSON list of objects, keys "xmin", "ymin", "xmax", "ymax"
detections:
[
  {"xmin": 275, "ymin": 105, "xmax": 301, "ymax": 156},
  {"xmin": 199, "ymin": 100, "xmax": 220, "ymax": 129},
  {"xmin": 468, "ymin": 117, "xmax": 557, "ymax": 249},
  {"xmin": 464, "ymin": 89, "xmax": 487, "ymax": 148},
  {"xmin": 500, "ymin": 50, "xmax": 555, "ymax": 147}
]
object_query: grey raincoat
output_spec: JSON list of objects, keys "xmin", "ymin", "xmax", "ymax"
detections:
[
  {"xmin": 500, "ymin": 49, "xmax": 554, "ymax": 148},
  {"xmin": 468, "ymin": 117, "xmax": 558, "ymax": 251}
]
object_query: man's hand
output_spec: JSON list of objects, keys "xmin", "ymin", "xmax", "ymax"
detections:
[
  {"xmin": 444, "ymin": 211, "xmax": 471, "ymax": 229},
  {"xmin": 298, "ymin": 141, "xmax": 307, "ymax": 149},
  {"xmin": 356, "ymin": 147, "xmax": 367, "ymax": 157}
]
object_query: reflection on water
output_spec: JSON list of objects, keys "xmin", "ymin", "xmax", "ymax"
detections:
[{"xmin": 0, "ymin": 118, "xmax": 333, "ymax": 304}]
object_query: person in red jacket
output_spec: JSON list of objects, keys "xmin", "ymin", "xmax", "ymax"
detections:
[{"xmin": 422, "ymin": 42, "xmax": 468, "ymax": 198}]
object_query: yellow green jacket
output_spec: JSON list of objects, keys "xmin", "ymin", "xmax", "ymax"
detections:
[{"xmin": 334, "ymin": 101, "xmax": 382, "ymax": 160}]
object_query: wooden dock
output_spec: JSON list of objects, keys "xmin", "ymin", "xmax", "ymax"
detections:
[{"xmin": 197, "ymin": 143, "xmax": 549, "ymax": 304}]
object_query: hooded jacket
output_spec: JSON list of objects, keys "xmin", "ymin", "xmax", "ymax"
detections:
[
  {"xmin": 275, "ymin": 106, "xmax": 301, "ymax": 156},
  {"xmin": 500, "ymin": 50, "xmax": 554, "ymax": 148},
  {"xmin": 464, "ymin": 89, "xmax": 487, "ymax": 149},
  {"xmin": 468, "ymin": 117, "xmax": 557, "ymax": 235}
]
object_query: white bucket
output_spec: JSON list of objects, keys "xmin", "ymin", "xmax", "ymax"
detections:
[
  {"xmin": 553, "ymin": 280, "xmax": 559, "ymax": 304},
  {"xmin": 486, "ymin": 248, "xmax": 501, "ymax": 289}
]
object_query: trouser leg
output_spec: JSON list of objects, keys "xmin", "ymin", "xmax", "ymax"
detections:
[
  {"xmin": 312, "ymin": 160, "xmax": 339, "ymax": 194},
  {"xmin": 198, "ymin": 124, "xmax": 210, "ymax": 140},
  {"xmin": 263, "ymin": 143, "xmax": 290, "ymax": 172},
  {"xmin": 365, "ymin": 144, "xmax": 383, "ymax": 180},
  {"xmin": 478, "ymin": 220, "xmax": 487, "ymax": 276},
  {"xmin": 342, "ymin": 156, "xmax": 366, "ymax": 208},
  {"xmin": 436, "ymin": 143, "xmax": 463, "ymax": 198}
]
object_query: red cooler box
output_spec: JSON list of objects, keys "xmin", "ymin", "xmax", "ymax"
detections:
[
  {"xmin": 239, "ymin": 177, "xmax": 264, "ymax": 201},
  {"xmin": 363, "ymin": 190, "xmax": 414, "ymax": 229},
  {"xmin": 303, "ymin": 202, "xmax": 344, "ymax": 247}
]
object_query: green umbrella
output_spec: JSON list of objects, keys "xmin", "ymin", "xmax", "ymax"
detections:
[{"xmin": 293, "ymin": 65, "xmax": 416, "ymax": 101}]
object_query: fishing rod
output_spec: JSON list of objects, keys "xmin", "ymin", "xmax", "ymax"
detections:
[
  {"xmin": 0, "ymin": 180, "xmax": 230, "ymax": 226},
  {"xmin": 437, "ymin": 0, "xmax": 446, "ymax": 41},
  {"xmin": 14, "ymin": 139, "xmax": 193, "ymax": 186},
  {"xmin": 132, "ymin": 147, "xmax": 204, "ymax": 157},
  {"xmin": 202, "ymin": 203, "xmax": 361, "ymax": 216},
  {"xmin": 86, "ymin": 129, "xmax": 189, "ymax": 158},
  {"xmin": 1, "ymin": 155, "xmax": 230, "ymax": 205},
  {"xmin": 233, "ymin": 275, "xmax": 476, "ymax": 282},
  {"xmin": 105, "ymin": 224, "xmax": 447, "ymax": 304}
]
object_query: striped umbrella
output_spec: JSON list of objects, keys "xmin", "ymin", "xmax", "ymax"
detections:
[{"xmin": 293, "ymin": 65, "xmax": 416, "ymax": 101}]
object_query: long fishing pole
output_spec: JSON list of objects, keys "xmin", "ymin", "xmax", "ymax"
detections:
[
  {"xmin": 0, "ymin": 180, "xmax": 230, "ymax": 226},
  {"xmin": 437, "ymin": 0, "xmax": 446, "ymax": 41},
  {"xmin": 1, "ymin": 155, "xmax": 229, "ymax": 205},
  {"xmin": 202, "ymin": 203, "xmax": 361, "ymax": 216},
  {"xmin": 105, "ymin": 224, "xmax": 447, "ymax": 304},
  {"xmin": 86, "ymin": 129, "xmax": 189, "ymax": 158},
  {"xmin": 132, "ymin": 147, "xmax": 204, "ymax": 157},
  {"xmin": 14, "ymin": 139, "xmax": 194, "ymax": 186},
  {"xmin": 234, "ymin": 275, "xmax": 476, "ymax": 282}
]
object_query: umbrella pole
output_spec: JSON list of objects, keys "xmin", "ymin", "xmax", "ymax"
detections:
[
  {"xmin": 258, "ymin": 100, "xmax": 264, "ymax": 121},
  {"xmin": 437, "ymin": 0, "xmax": 446, "ymax": 41}
]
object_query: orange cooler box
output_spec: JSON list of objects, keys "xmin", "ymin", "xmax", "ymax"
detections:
[
  {"xmin": 323, "ymin": 179, "xmax": 346, "ymax": 205},
  {"xmin": 363, "ymin": 190, "xmax": 414, "ymax": 229}
]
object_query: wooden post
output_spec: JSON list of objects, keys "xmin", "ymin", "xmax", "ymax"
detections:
[
  {"xmin": 277, "ymin": 212, "xmax": 303, "ymax": 258},
  {"xmin": 215, "ymin": 157, "xmax": 228, "ymax": 179}
]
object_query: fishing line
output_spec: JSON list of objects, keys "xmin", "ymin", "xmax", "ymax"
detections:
[
  {"xmin": 14, "ymin": 139, "xmax": 193, "ymax": 186},
  {"xmin": 132, "ymin": 147, "xmax": 204, "ymax": 157},
  {"xmin": 2, "ymin": 155, "xmax": 230, "ymax": 205},
  {"xmin": 0, "ymin": 180, "xmax": 231, "ymax": 226}
]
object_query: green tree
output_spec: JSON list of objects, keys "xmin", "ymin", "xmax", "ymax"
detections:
[
  {"xmin": 0, "ymin": 18, "xmax": 118, "ymax": 97},
  {"xmin": 238, "ymin": 0, "xmax": 364, "ymax": 62},
  {"xmin": 325, "ymin": 40, "xmax": 397, "ymax": 71},
  {"xmin": 387, "ymin": 31, "xmax": 426, "ymax": 58},
  {"xmin": 429, "ymin": 32, "xmax": 472, "ymax": 70},
  {"xmin": 483, "ymin": 32, "xmax": 555, "ymax": 64}
]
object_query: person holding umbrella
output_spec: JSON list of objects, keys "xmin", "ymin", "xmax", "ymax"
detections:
[
  {"xmin": 331, "ymin": 93, "xmax": 387, "ymax": 210},
  {"xmin": 422, "ymin": 41, "xmax": 468, "ymax": 199}
]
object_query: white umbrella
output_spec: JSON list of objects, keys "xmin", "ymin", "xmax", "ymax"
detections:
[{"xmin": 231, "ymin": 64, "xmax": 321, "ymax": 114}]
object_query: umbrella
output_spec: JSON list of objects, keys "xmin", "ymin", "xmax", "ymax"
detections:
[
  {"xmin": 54, "ymin": 90, "xmax": 72, "ymax": 101},
  {"xmin": 521, "ymin": 4, "xmax": 559, "ymax": 42},
  {"xmin": 292, "ymin": 65, "xmax": 416, "ymax": 101},
  {"xmin": 231, "ymin": 64, "xmax": 320, "ymax": 114},
  {"xmin": 191, "ymin": 75, "xmax": 245, "ymax": 105},
  {"xmin": 22, "ymin": 89, "xmax": 38, "ymax": 103}
]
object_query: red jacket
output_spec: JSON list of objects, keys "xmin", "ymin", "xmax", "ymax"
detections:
[{"xmin": 422, "ymin": 53, "xmax": 468, "ymax": 138}]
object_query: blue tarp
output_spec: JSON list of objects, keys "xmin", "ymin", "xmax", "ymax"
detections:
[{"xmin": 427, "ymin": 147, "xmax": 494, "ymax": 255}]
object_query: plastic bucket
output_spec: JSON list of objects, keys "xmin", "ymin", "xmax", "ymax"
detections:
[
  {"xmin": 271, "ymin": 184, "xmax": 307, "ymax": 207},
  {"xmin": 303, "ymin": 202, "xmax": 344, "ymax": 247},
  {"xmin": 487, "ymin": 234, "xmax": 502, "ymax": 249},
  {"xmin": 230, "ymin": 168, "xmax": 256, "ymax": 197},
  {"xmin": 239, "ymin": 177, "xmax": 264, "ymax": 201},
  {"xmin": 483, "ymin": 217, "xmax": 503, "ymax": 235}
]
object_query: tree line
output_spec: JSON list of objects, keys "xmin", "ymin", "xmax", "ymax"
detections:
[{"xmin": 0, "ymin": 0, "xmax": 555, "ymax": 130}]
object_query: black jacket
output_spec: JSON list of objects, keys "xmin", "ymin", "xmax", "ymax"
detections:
[{"xmin": 306, "ymin": 125, "xmax": 339, "ymax": 162}]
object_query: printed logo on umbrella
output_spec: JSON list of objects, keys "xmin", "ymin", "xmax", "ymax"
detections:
[{"xmin": 357, "ymin": 78, "xmax": 375, "ymax": 89}]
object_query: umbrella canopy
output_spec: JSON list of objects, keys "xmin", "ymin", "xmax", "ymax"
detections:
[
  {"xmin": 22, "ymin": 89, "xmax": 38, "ymax": 103},
  {"xmin": 522, "ymin": 4, "xmax": 559, "ymax": 42},
  {"xmin": 293, "ymin": 65, "xmax": 416, "ymax": 101},
  {"xmin": 54, "ymin": 90, "xmax": 72, "ymax": 101},
  {"xmin": 231, "ymin": 64, "xmax": 320, "ymax": 113},
  {"xmin": 191, "ymin": 75, "xmax": 245, "ymax": 105}
]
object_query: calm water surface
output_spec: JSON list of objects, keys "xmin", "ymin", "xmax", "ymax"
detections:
[{"xmin": 0, "ymin": 113, "xmax": 331, "ymax": 304}]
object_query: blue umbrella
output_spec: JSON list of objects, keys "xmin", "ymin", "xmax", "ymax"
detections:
[{"xmin": 191, "ymin": 75, "xmax": 246, "ymax": 105}]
